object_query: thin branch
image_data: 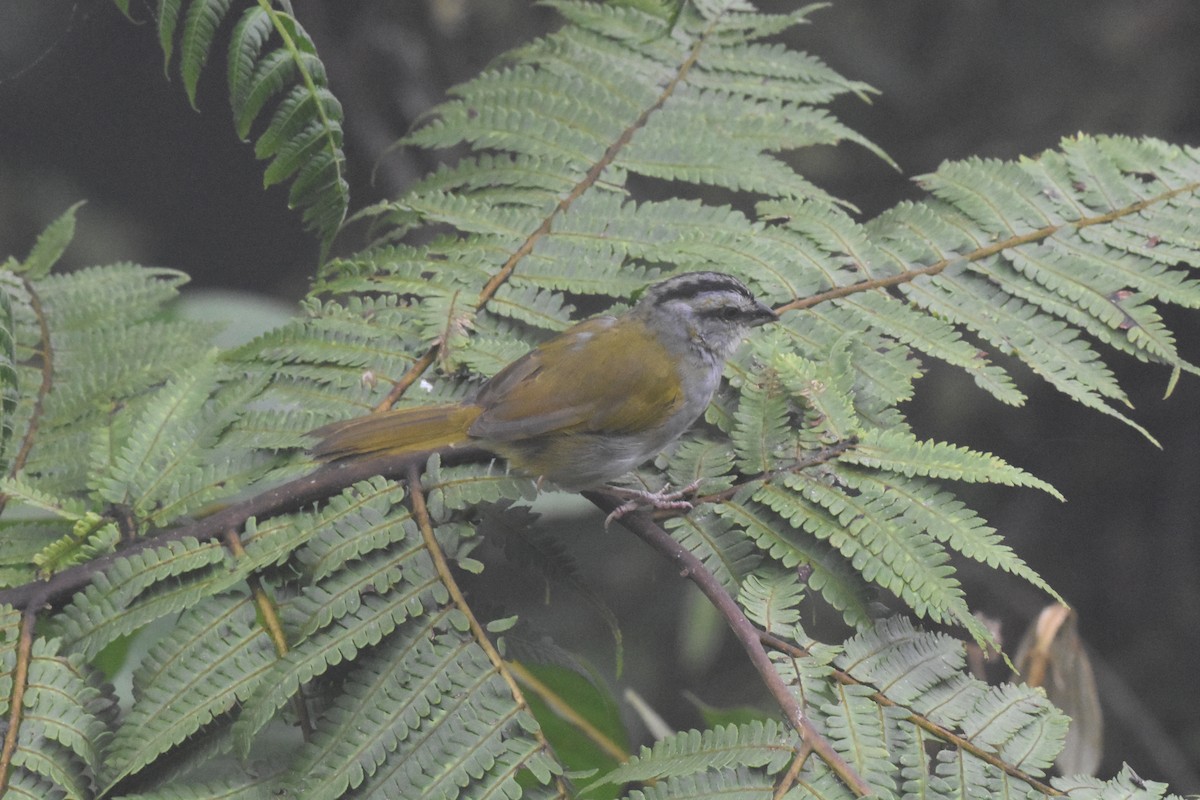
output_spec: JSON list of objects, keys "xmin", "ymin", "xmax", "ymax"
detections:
[
  {"xmin": 0, "ymin": 447, "xmax": 490, "ymax": 612},
  {"xmin": 773, "ymin": 742, "xmax": 812, "ymax": 800},
  {"xmin": 585, "ymin": 491, "xmax": 873, "ymax": 798},
  {"xmin": 374, "ymin": 348, "xmax": 437, "ymax": 413}
]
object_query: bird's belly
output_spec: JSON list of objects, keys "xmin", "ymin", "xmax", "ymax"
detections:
[{"xmin": 495, "ymin": 431, "xmax": 671, "ymax": 490}]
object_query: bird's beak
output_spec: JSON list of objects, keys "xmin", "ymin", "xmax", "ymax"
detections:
[{"xmin": 750, "ymin": 301, "xmax": 778, "ymax": 327}]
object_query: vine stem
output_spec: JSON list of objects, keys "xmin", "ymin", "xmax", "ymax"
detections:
[{"xmin": 583, "ymin": 491, "xmax": 874, "ymax": 798}]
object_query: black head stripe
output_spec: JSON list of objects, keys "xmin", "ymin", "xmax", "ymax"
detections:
[{"xmin": 649, "ymin": 271, "xmax": 755, "ymax": 307}]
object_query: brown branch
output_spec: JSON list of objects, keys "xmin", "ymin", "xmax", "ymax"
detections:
[
  {"xmin": 0, "ymin": 446, "xmax": 491, "ymax": 612},
  {"xmin": 0, "ymin": 606, "xmax": 38, "ymax": 794},
  {"xmin": 777, "ymin": 179, "xmax": 1200, "ymax": 316},
  {"xmin": 758, "ymin": 631, "xmax": 1063, "ymax": 796},
  {"xmin": 585, "ymin": 491, "xmax": 873, "ymax": 797},
  {"xmin": 374, "ymin": 348, "xmax": 437, "ymax": 413},
  {"xmin": 406, "ymin": 464, "xmax": 571, "ymax": 798}
]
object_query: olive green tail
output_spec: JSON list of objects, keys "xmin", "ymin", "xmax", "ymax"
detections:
[{"xmin": 309, "ymin": 404, "xmax": 481, "ymax": 461}]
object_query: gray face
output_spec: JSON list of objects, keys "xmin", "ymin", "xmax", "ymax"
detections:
[{"xmin": 635, "ymin": 272, "xmax": 778, "ymax": 360}]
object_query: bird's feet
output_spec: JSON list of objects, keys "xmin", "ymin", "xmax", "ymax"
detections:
[{"xmin": 604, "ymin": 480, "xmax": 702, "ymax": 528}]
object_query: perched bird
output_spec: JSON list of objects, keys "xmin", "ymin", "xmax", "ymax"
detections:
[{"xmin": 311, "ymin": 272, "xmax": 777, "ymax": 500}]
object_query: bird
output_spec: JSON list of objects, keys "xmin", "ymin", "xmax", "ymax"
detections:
[{"xmin": 310, "ymin": 271, "xmax": 777, "ymax": 510}]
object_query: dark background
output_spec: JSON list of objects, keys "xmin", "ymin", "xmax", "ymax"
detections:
[{"xmin": 2, "ymin": 0, "xmax": 1199, "ymax": 789}]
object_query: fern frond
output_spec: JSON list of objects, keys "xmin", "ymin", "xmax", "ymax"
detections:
[
  {"xmin": 730, "ymin": 369, "xmax": 793, "ymax": 475},
  {"xmin": 99, "ymin": 770, "xmax": 282, "ymax": 800},
  {"xmin": 588, "ymin": 720, "xmax": 797, "ymax": 791},
  {"xmin": 424, "ymin": 458, "xmax": 538, "ymax": 514},
  {"xmin": 230, "ymin": 558, "xmax": 449, "ymax": 754},
  {"xmin": 757, "ymin": 475, "xmax": 987, "ymax": 643},
  {"xmin": 905, "ymin": 265, "xmax": 1157, "ymax": 440},
  {"xmin": 867, "ymin": 136, "xmax": 1200, "ymax": 434},
  {"xmin": 843, "ymin": 618, "xmax": 1068, "ymax": 773},
  {"xmin": 0, "ymin": 476, "xmax": 88, "ymax": 521},
  {"xmin": 1, "ymin": 636, "xmax": 115, "ymax": 799},
  {"xmin": 759, "ymin": 616, "xmax": 1070, "ymax": 798},
  {"xmin": 837, "ymin": 616, "xmax": 970, "ymax": 707},
  {"xmin": 622, "ymin": 765, "xmax": 783, "ymax": 799},
  {"xmin": 665, "ymin": 508, "xmax": 760, "ymax": 593},
  {"xmin": 842, "ymin": 290, "xmax": 1025, "ymax": 405},
  {"xmin": 842, "ymin": 427, "xmax": 1062, "ymax": 499},
  {"xmin": 664, "ymin": 436, "xmax": 737, "ymax": 494},
  {"xmin": 0, "ymin": 769, "xmax": 65, "ymax": 800},
  {"xmin": 717, "ymin": 493, "xmax": 872, "ymax": 628},
  {"xmin": 11, "ymin": 202, "xmax": 82, "ymax": 280},
  {"xmin": 179, "ymin": 0, "xmax": 235, "ymax": 105},
  {"xmin": 737, "ymin": 567, "xmax": 805, "ymax": 636},
  {"xmin": 822, "ymin": 681, "xmax": 901, "ymax": 795},
  {"xmin": 51, "ymin": 537, "xmax": 231, "ymax": 659},
  {"xmin": 839, "ymin": 469, "xmax": 1064, "ymax": 604},
  {"xmin": 91, "ymin": 355, "xmax": 220, "ymax": 515},
  {"xmin": 290, "ymin": 475, "xmax": 412, "ymax": 581},
  {"xmin": 150, "ymin": 0, "xmax": 348, "ymax": 250},
  {"xmin": 99, "ymin": 594, "xmax": 274, "ymax": 792},
  {"xmin": 1053, "ymin": 764, "xmax": 1183, "ymax": 799},
  {"xmin": 283, "ymin": 609, "xmax": 555, "ymax": 800}
]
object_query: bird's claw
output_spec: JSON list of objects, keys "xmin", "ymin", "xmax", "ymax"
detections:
[{"xmin": 604, "ymin": 479, "xmax": 703, "ymax": 528}]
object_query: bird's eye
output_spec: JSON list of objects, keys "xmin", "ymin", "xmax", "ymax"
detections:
[{"xmin": 719, "ymin": 307, "xmax": 740, "ymax": 321}]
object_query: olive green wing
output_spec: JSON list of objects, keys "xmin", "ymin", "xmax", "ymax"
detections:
[{"xmin": 469, "ymin": 316, "xmax": 684, "ymax": 441}]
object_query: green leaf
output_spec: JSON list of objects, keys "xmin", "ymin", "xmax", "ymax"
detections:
[
  {"xmin": 149, "ymin": 1, "xmax": 348, "ymax": 250},
  {"xmin": 180, "ymin": 0, "xmax": 235, "ymax": 107},
  {"xmin": 520, "ymin": 662, "xmax": 628, "ymax": 799},
  {"xmin": 18, "ymin": 202, "xmax": 81, "ymax": 279},
  {"xmin": 843, "ymin": 428, "xmax": 1063, "ymax": 500}
]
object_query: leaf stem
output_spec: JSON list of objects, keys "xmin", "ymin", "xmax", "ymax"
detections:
[
  {"xmin": 0, "ymin": 606, "xmax": 38, "ymax": 795},
  {"xmin": 778, "ymin": 180, "xmax": 1200, "ymax": 315},
  {"xmin": 406, "ymin": 464, "xmax": 570, "ymax": 797}
]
